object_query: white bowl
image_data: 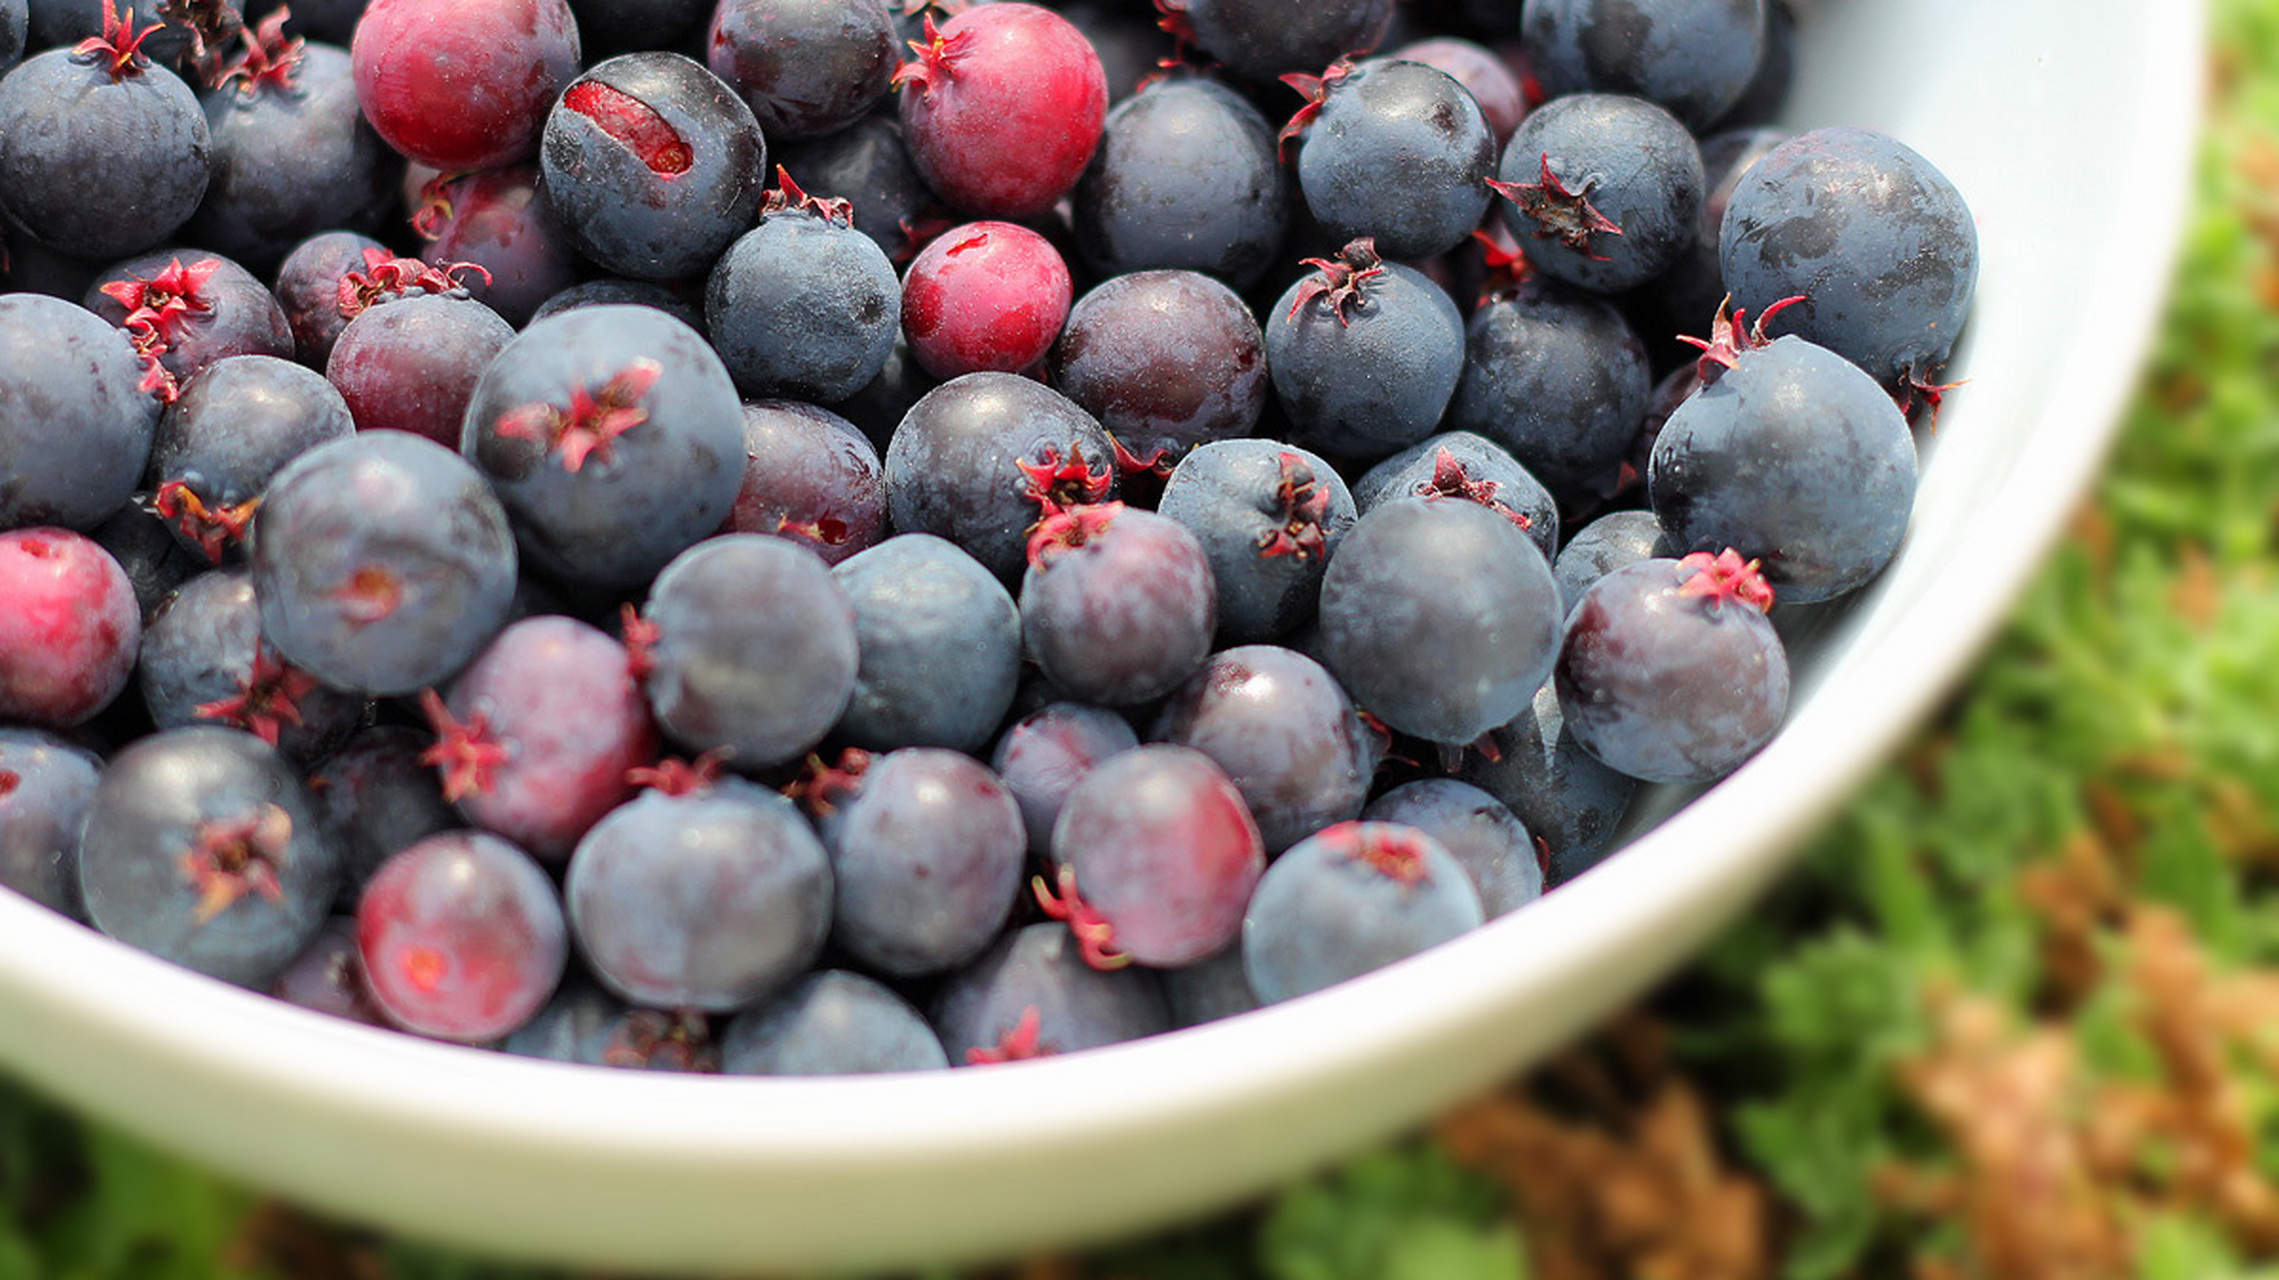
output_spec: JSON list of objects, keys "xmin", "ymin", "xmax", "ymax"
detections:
[{"xmin": 0, "ymin": 1, "xmax": 2204, "ymax": 1272}]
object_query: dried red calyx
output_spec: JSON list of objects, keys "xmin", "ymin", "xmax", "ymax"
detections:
[
  {"xmin": 1676, "ymin": 548, "xmax": 1776, "ymax": 614},
  {"xmin": 603, "ymin": 1009, "xmax": 720, "ymax": 1073},
  {"xmin": 493, "ymin": 357, "xmax": 662, "ymax": 473},
  {"xmin": 409, "ymin": 172, "xmax": 462, "ymax": 241},
  {"xmin": 151, "ymin": 480, "xmax": 258, "ymax": 563},
  {"xmin": 1276, "ymin": 57, "xmax": 1356, "ymax": 161},
  {"xmin": 1025, "ymin": 501, "xmax": 1122, "ymax": 570},
  {"xmin": 328, "ymin": 565, "xmax": 402, "ymax": 627},
  {"xmin": 1017, "ymin": 445, "xmax": 1113, "ymax": 519},
  {"xmin": 1898, "ymin": 365, "xmax": 1968, "ymax": 428},
  {"xmin": 967, "ymin": 1004, "xmax": 1055, "ymax": 1065},
  {"xmin": 1415, "ymin": 448, "xmax": 1531, "ymax": 532},
  {"xmin": 1288, "ymin": 238, "xmax": 1386, "ymax": 327},
  {"xmin": 1257, "ymin": 450, "xmax": 1332, "ymax": 561},
  {"xmin": 126, "ymin": 325, "xmax": 178, "ymax": 402},
  {"xmin": 1032, "ymin": 864, "xmax": 1129, "ymax": 970},
  {"xmin": 216, "ymin": 6, "xmax": 301, "ymax": 95},
  {"xmin": 626, "ymin": 749, "xmax": 732, "ymax": 797},
  {"xmin": 1471, "ymin": 224, "xmax": 1534, "ymax": 302},
  {"xmin": 101, "ymin": 256, "xmax": 220, "ymax": 345},
  {"xmin": 194, "ymin": 644, "xmax": 318, "ymax": 747},
  {"xmin": 762, "ymin": 166, "xmax": 856, "ymax": 228},
  {"xmin": 1675, "ymin": 294, "xmax": 1807, "ymax": 383},
  {"xmin": 619, "ymin": 603, "xmax": 661, "ymax": 683},
  {"xmin": 179, "ymin": 802, "xmax": 293, "ymax": 924},
  {"xmin": 785, "ymin": 747, "xmax": 872, "ymax": 818},
  {"xmin": 160, "ymin": 0, "xmax": 244, "ymax": 87},
  {"xmin": 1331, "ymin": 821, "xmax": 1431, "ymax": 887},
  {"xmin": 417, "ymin": 688, "xmax": 511, "ymax": 803},
  {"xmin": 1151, "ymin": 0, "xmax": 1198, "ymax": 55},
  {"xmin": 1109, "ymin": 435, "xmax": 1174, "ymax": 479},
  {"xmin": 1486, "ymin": 153, "xmax": 1624, "ymax": 260},
  {"xmin": 73, "ymin": 1, "xmax": 162, "ymax": 80},
  {"xmin": 891, "ymin": 13, "xmax": 974, "ymax": 95},
  {"xmin": 0, "ymin": 771, "xmax": 18, "ymax": 799},
  {"xmin": 334, "ymin": 248, "xmax": 492, "ymax": 319}
]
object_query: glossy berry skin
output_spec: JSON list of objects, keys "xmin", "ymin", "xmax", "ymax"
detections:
[
  {"xmin": 460, "ymin": 305, "xmax": 745, "ymax": 592},
  {"xmin": 706, "ymin": 0, "xmax": 896, "ymax": 141},
  {"xmin": 415, "ymin": 166, "xmax": 581, "ymax": 329},
  {"xmin": 818, "ymin": 747, "xmax": 1024, "ymax": 977},
  {"xmin": 895, "ymin": 3, "xmax": 1106, "ymax": 220},
  {"xmin": 0, "ymin": 528, "xmax": 140, "ymax": 728},
  {"xmin": 1556, "ymin": 557, "xmax": 1789, "ymax": 784},
  {"xmin": 1461, "ymin": 679, "xmax": 1636, "ymax": 886},
  {"xmin": 900, "ymin": 220, "xmax": 1072, "ymax": 381},
  {"xmin": 1718, "ymin": 127, "xmax": 1980, "ymax": 388},
  {"xmin": 356, "ymin": 829, "xmax": 568, "ymax": 1042},
  {"xmin": 86, "ymin": 252, "xmax": 294, "ymax": 399},
  {"xmin": 706, "ymin": 190, "xmax": 902, "ymax": 402},
  {"xmin": 81, "ymin": 727, "xmax": 343, "ymax": 989},
  {"xmin": 1291, "ymin": 59, "xmax": 1495, "ymax": 261},
  {"xmin": 831, "ymin": 534, "xmax": 1019, "ymax": 752},
  {"xmin": 0, "ymin": 729, "xmax": 100, "ymax": 919},
  {"xmin": 883, "ymin": 372, "xmax": 1118, "ymax": 581},
  {"xmin": 990, "ymin": 701, "xmax": 1139, "ymax": 857},
  {"xmin": 1151, "ymin": 646, "xmax": 1371, "ymax": 855},
  {"xmin": 136, "ymin": 570, "xmax": 364, "ymax": 758},
  {"xmin": 776, "ymin": 115, "xmax": 931, "ymax": 260},
  {"xmin": 1319, "ymin": 498, "xmax": 1561, "ymax": 745},
  {"xmin": 1070, "ymin": 78, "xmax": 1288, "ymax": 291},
  {"xmin": 722, "ymin": 400, "xmax": 887, "ymax": 567},
  {"xmin": 1363, "ymin": 779, "xmax": 1541, "ymax": 916},
  {"xmin": 350, "ymin": 0, "xmax": 582, "ymax": 171},
  {"xmin": 1650, "ymin": 336, "xmax": 1917, "ymax": 603},
  {"xmin": 542, "ymin": 52, "xmax": 768, "ymax": 281},
  {"xmin": 0, "ymin": 41, "xmax": 209, "ymax": 259},
  {"xmin": 250, "ymin": 431, "xmax": 518, "ymax": 697},
  {"xmin": 1447, "ymin": 278, "xmax": 1652, "ymax": 508},
  {"xmin": 1242, "ymin": 821, "xmax": 1484, "ymax": 1005},
  {"xmin": 1049, "ymin": 270, "xmax": 1266, "ymax": 467},
  {"xmin": 565, "ymin": 782, "xmax": 832, "ymax": 1012},
  {"xmin": 149, "ymin": 355, "xmax": 355, "ymax": 560},
  {"xmin": 720, "ymin": 970, "xmax": 949, "ymax": 1075},
  {"xmin": 1021, "ymin": 506, "xmax": 1217, "ymax": 707},
  {"xmin": 933, "ymin": 923, "xmax": 1169, "ymax": 1064},
  {"xmin": 307, "ymin": 724, "xmax": 455, "ymax": 892},
  {"xmin": 430, "ymin": 615, "xmax": 660, "ymax": 861},
  {"xmin": 326, "ymin": 292, "xmax": 516, "ymax": 446},
  {"xmin": 1521, "ymin": 0, "xmax": 1767, "ymax": 133},
  {"xmin": 0, "ymin": 294, "xmax": 159, "ymax": 530},
  {"xmin": 185, "ymin": 41, "xmax": 395, "ymax": 274},
  {"xmin": 1156, "ymin": 440, "xmax": 1356, "ymax": 645},
  {"xmin": 1176, "ymin": 0, "xmax": 1393, "ymax": 83},
  {"xmin": 638, "ymin": 534, "xmax": 859, "ymax": 769},
  {"xmin": 1351, "ymin": 431, "xmax": 1560, "ymax": 566},
  {"xmin": 1265, "ymin": 249, "xmax": 1465, "ymax": 461},
  {"xmin": 1494, "ymin": 93, "xmax": 1703, "ymax": 295},
  {"xmin": 1553, "ymin": 509, "xmax": 1668, "ymax": 610},
  {"xmin": 1048, "ymin": 744, "xmax": 1263, "ymax": 969},
  {"xmin": 272, "ymin": 230, "xmax": 384, "ymax": 370}
]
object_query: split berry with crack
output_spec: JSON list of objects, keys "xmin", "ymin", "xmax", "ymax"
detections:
[
  {"xmin": 1280, "ymin": 56, "xmax": 1495, "ymax": 261},
  {"xmin": 0, "ymin": 729, "xmax": 102, "ymax": 920},
  {"xmin": 355, "ymin": 828, "xmax": 568, "ymax": 1042},
  {"xmin": 0, "ymin": 293, "xmax": 161, "ymax": 531},
  {"xmin": 1520, "ymin": 0, "xmax": 1767, "ymax": 133},
  {"xmin": 1264, "ymin": 237, "xmax": 1465, "ymax": 462},
  {"xmin": 137, "ymin": 569, "xmax": 364, "ymax": 758},
  {"xmin": 932, "ymin": 922, "xmax": 1170, "ymax": 1065},
  {"xmin": 989, "ymin": 701, "xmax": 1139, "ymax": 857},
  {"xmin": 1490, "ymin": 92, "xmax": 1703, "ymax": 295},
  {"xmin": 1350, "ymin": 432, "xmax": 1560, "ymax": 566},
  {"xmin": 1151, "ymin": 645, "xmax": 1372, "ymax": 855},
  {"xmin": 1156, "ymin": 440, "xmax": 1356, "ymax": 645},
  {"xmin": 893, "ymin": 2, "xmax": 1107, "ymax": 219},
  {"xmin": 900, "ymin": 219, "xmax": 1072, "ymax": 382},
  {"xmin": 1241, "ymin": 820, "xmax": 1484, "ymax": 1004},
  {"xmin": 79, "ymin": 725, "xmax": 343, "ymax": 989},
  {"xmin": 720, "ymin": 969, "xmax": 949, "ymax": 1076},
  {"xmin": 831, "ymin": 533, "xmax": 1021, "ymax": 753},
  {"xmin": 721, "ymin": 400, "xmax": 888, "ymax": 568},
  {"xmin": 1049, "ymin": 269, "xmax": 1267, "ymax": 472},
  {"xmin": 1362, "ymin": 779, "xmax": 1542, "ymax": 916},
  {"xmin": 706, "ymin": 169, "xmax": 903, "ymax": 403},
  {"xmin": 0, "ymin": 527, "xmax": 142, "ymax": 728},
  {"xmin": 146, "ymin": 354, "xmax": 355, "ymax": 563},
  {"xmin": 349, "ymin": 0, "xmax": 581, "ymax": 171},
  {"xmin": 1070, "ymin": 77, "xmax": 1289, "ymax": 291},
  {"xmin": 1020, "ymin": 503, "xmax": 1218, "ymax": 707}
]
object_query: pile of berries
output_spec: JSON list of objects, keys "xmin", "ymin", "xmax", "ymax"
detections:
[{"xmin": 0, "ymin": 0, "xmax": 1976, "ymax": 1071}]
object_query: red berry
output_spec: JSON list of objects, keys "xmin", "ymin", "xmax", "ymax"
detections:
[
  {"xmin": 900, "ymin": 220, "xmax": 1072, "ymax": 380},
  {"xmin": 350, "ymin": 0, "xmax": 582, "ymax": 171},
  {"xmin": 0, "ymin": 528, "xmax": 140, "ymax": 728},
  {"xmin": 894, "ymin": 3, "xmax": 1106, "ymax": 219}
]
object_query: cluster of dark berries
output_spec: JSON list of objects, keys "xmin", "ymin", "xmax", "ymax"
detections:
[{"xmin": 0, "ymin": 0, "xmax": 1977, "ymax": 1072}]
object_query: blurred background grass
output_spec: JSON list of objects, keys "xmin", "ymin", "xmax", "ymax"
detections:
[{"xmin": 6, "ymin": 2, "xmax": 2278, "ymax": 1277}]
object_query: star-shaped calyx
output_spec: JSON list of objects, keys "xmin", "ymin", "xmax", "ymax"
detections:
[
  {"xmin": 194, "ymin": 644, "xmax": 319, "ymax": 747},
  {"xmin": 762, "ymin": 166, "xmax": 855, "ymax": 227},
  {"xmin": 1675, "ymin": 548, "xmax": 1776, "ymax": 614},
  {"xmin": 1275, "ymin": 57, "xmax": 1355, "ymax": 161},
  {"xmin": 1025, "ymin": 501, "xmax": 1122, "ymax": 571},
  {"xmin": 178, "ymin": 802, "xmax": 294, "ymax": 924},
  {"xmin": 492, "ymin": 357, "xmax": 662, "ymax": 473},
  {"xmin": 1257, "ymin": 451, "xmax": 1331, "ymax": 561},
  {"xmin": 1674, "ymin": 294, "xmax": 1807, "ymax": 384},
  {"xmin": 966, "ymin": 1005, "xmax": 1056, "ymax": 1065},
  {"xmin": 418, "ymin": 689, "xmax": 511, "ymax": 804},
  {"xmin": 1017, "ymin": 444, "xmax": 1113, "ymax": 519},
  {"xmin": 1333, "ymin": 821, "xmax": 1431, "ymax": 888},
  {"xmin": 1415, "ymin": 448, "xmax": 1532, "ymax": 533},
  {"xmin": 100, "ymin": 256, "xmax": 220, "ymax": 346},
  {"xmin": 626, "ymin": 748, "xmax": 732, "ymax": 797},
  {"xmin": 602, "ymin": 1009, "xmax": 720, "ymax": 1072},
  {"xmin": 73, "ymin": 0, "xmax": 161, "ymax": 79},
  {"xmin": 335, "ymin": 248, "xmax": 491, "ymax": 319},
  {"xmin": 151, "ymin": 480, "xmax": 258, "ymax": 563},
  {"xmin": 890, "ymin": 12, "xmax": 974, "ymax": 95},
  {"xmin": 784, "ymin": 747, "xmax": 872, "ymax": 818},
  {"xmin": 326, "ymin": 565, "xmax": 403, "ymax": 628},
  {"xmin": 1487, "ymin": 153, "xmax": 1625, "ymax": 260},
  {"xmin": 215, "ymin": 6, "xmax": 301, "ymax": 96},
  {"xmin": 1287, "ymin": 238, "xmax": 1387, "ymax": 327}
]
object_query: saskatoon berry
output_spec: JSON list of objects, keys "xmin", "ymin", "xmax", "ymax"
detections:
[{"xmin": 356, "ymin": 829, "xmax": 568, "ymax": 1042}]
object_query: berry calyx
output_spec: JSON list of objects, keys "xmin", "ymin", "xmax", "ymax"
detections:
[
  {"xmin": 1276, "ymin": 58, "xmax": 1356, "ymax": 161},
  {"xmin": 327, "ymin": 565, "xmax": 403, "ymax": 627},
  {"xmin": 966, "ymin": 1004, "xmax": 1054, "ymax": 1064},
  {"xmin": 151, "ymin": 480, "xmax": 259, "ymax": 563},
  {"xmin": 784, "ymin": 747, "xmax": 872, "ymax": 818},
  {"xmin": 1327, "ymin": 821, "xmax": 1431, "ymax": 888},
  {"xmin": 619, "ymin": 604, "xmax": 661, "ymax": 682},
  {"xmin": 761, "ymin": 167, "xmax": 856, "ymax": 227},
  {"xmin": 1675, "ymin": 294, "xmax": 1808, "ymax": 383},
  {"xmin": 216, "ymin": 6, "xmax": 303, "ymax": 96},
  {"xmin": 1017, "ymin": 445, "xmax": 1113, "ymax": 519},
  {"xmin": 1471, "ymin": 224, "xmax": 1534, "ymax": 302},
  {"xmin": 492, "ymin": 358, "xmax": 663, "ymax": 473},
  {"xmin": 1676, "ymin": 548, "xmax": 1777, "ymax": 614},
  {"xmin": 417, "ymin": 688, "xmax": 512, "ymax": 803},
  {"xmin": 602, "ymin": 1009, "xmax": 720, "ymax": 1072},
  {"xmin": 73, "ymin": 0, "xmax": 161, "ymax": 80},
  {"xmin": 194, "ymin": 644, "xmax": 319, "ymax": 747},
  {"xmin": 1109, "ymin": 435, "xmax": 1173, "ymax": 479},
  {"xmin": 1257, "ymin": 451, "xmax": 1332, "ymax": 561},
  {"xmin": 626, "ymin": 749, "xmax": 732, "ymax": 796},
  {"xmin": 0, "ymin": 771, "xmax": 17, "ymax": 799},
  {"xmin": 1024, "ymin": 501, "xmax": 1123, "ymax": 571},
  {"xmin": 410, "ymin": 172, "xmax": 462, "ymax": 241},
  {"xmin": 335, "ymin": 248, "xmax": 492, "ymax": 319},
  {"xmin": 891, "ymin": 13, "xmax": 973, "ymax": 94},
  {"xmin": 1415, "ymin": 448, "xmax": 1531, "ymax": 532},
  {"xmin": 1487, "ymin": 153, "xmax": 1625, "ymax": 260},
  {"xmin": 1031, "ymin": 864, "xmax": 1129, "ymax": 970},
  {"xmin": 1151, "ymin": 0, "xmax": 1198, "ymax": 56},
  {"xmin": 178, "ymin": 802, "xmax": 294, "ymax": 924},
  {"xmin": 1287, "ymin": 238, "xmax": 1386, "ymax": 327},
  {"xmin": 160, "ymin": 0, "xmax": 245, "ymax": 87},
  {"xmin": 100, "ymin": 256, "xmax": 221, "ymax": 345},
  {"xmin": 1899, "ymin": 365, "xmax": 1969, "ymax": 427}
]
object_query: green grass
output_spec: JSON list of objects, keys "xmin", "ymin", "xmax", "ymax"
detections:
[{"xmin": 6, "ymin": 4, "xmax": 2279, "ymax": 1278}]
